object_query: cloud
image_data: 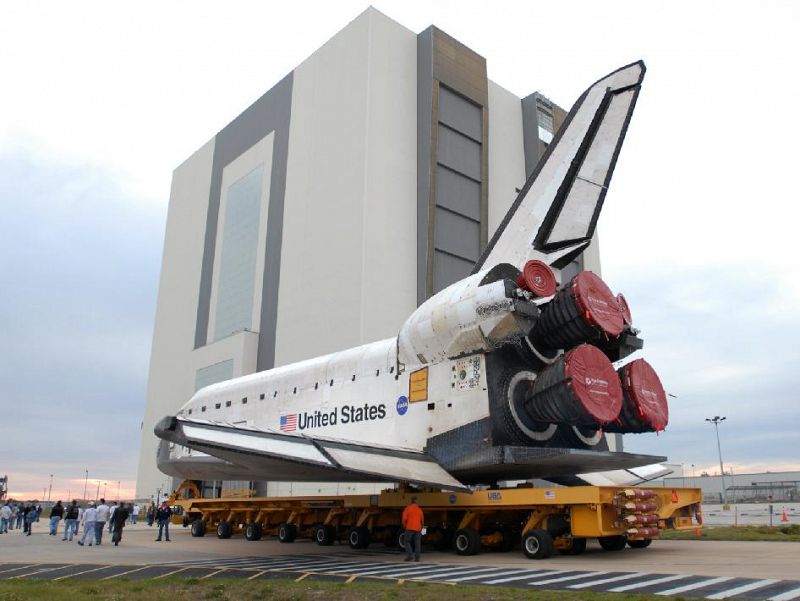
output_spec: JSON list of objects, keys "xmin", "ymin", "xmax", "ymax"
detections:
[
  {"xmin": 0, "ymin": 154, "xmax": 164, "ymax": 499},
  {"xmin": 610, "ymin": 265, "xmax": 800, "ymax": 468}
]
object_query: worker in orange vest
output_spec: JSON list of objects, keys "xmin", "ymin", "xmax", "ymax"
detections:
[{"xmin": 402, "ymin": 497, "xmax": 424, "ymax": 562}]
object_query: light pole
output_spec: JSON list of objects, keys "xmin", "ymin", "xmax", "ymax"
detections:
[
  {"xmin": 83, "ymin": 470, "xmax": 89, "ymax": 502},
  {"xmin": 706, "ymin": 416, "xmax": 727, "ymax": 504},
  {"xmin": 117, "ymin": 481, "xmax": 120, "ymax": 502},
  {"xmin": 47, "ymin": 474, "xmax": 53, "ymax": 503},
  {"xmin": 691, "ymin": 463, "xmax": 696, "ymax": 488},
  {"xmin": 103, "ymin": 482, "xmax": 107, "ymax": 499},
  {"xmin": 95, "ymin": 480, "xmax": 101, "ymax": 501}
]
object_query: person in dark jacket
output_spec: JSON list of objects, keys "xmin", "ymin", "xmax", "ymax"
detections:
[
  {"xmin": 23, "ymin": 504, "xmax": 36, "ymax": 536},
  {"xmin": 110, "ymin": 502, "xmax": 130, "ymax": 546},
  {"xmin": 49, "ymin": 501, "xmax": 64, "ymax": 535},
  {"xmin": 155, "ymin": 501, "xmax": 172, "ymax": 541}
]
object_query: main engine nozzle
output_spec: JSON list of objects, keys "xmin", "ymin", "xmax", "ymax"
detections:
[
  {"xmin": 532, "ymin": 271, "xmax": 627, "ymax": 351},
  {"xmin": 523, "ymin": 343, "xmax": 622, "ymax": 426},
  {"xmin": 604, "ymin": 359, "xmax": 669, "ymax": 433}
]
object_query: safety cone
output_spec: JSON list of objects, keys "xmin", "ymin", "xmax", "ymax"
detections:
[
  {"xmin": 694, "ymin": 528, "xmax": 702, "ymax": 537},
  {"xmin": 781, "ymin": 508, "xmax": 789, "ymax": 523}
]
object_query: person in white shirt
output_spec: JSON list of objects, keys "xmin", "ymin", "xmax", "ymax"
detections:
[
  {"xmin": 132, "ymin": 504, "xmax": 140, "ymax": 524},
  {"xmin": 94, "ymin": 499, "xmax": 110, "ymax": 545},
  {"xmin": 73, "ymin": 506, "xmax": 83, "ymax": 538},
  {"xmin": 0, "ymin": 503, "xmax": 11, "ymax": 533},
  {"xmin": 78, "ymin": 502, "xmax": 97, "ymax": 546}
]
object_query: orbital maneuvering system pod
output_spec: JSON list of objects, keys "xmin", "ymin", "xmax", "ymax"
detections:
[{"xmin": 155, "ymin": 61, "xmax": 671, "ymax": 490}]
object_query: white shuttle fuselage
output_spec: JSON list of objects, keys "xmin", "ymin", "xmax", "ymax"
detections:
[{"xmin": 156, "ymin": 61, "xmax": 672, "ymax": 490}]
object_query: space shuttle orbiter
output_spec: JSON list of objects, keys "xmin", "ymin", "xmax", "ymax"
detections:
[{"xmin": 155, "ymin": 61, "xmax": 670, "ymax": 491}]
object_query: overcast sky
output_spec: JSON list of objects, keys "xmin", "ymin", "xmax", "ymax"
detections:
[{"xmin": 2, "ymin": 0, "xmax": 798, "ymax": 500}]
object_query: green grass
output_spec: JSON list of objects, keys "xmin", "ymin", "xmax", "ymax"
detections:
[
  {"xmin": 0, "ymin": 577, "xmax": 683, "ymax": 601},
  {"xmin": 660, "ymin": 524, "xmax": 800, "ymax": 542}
]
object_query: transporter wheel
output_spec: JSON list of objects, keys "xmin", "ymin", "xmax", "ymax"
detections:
[
  {"xmin": 190, "ymin": 519, "xmax": 206, "ymax": 537},
  {"xmin": 347, "ymin": 526, "xmax": 371, "ymax": 549},
  {"xmin": 182, "ymin": 516, "xmax": 191, "ymax": 528},
  {"xmin": 216, "ymin": 520, "xmax": 233, "ymax": 539},
  {"xmin": 278, "ymin": 522, "xmax": 297, "ymax": 543},
  {"xmin": 522, "ymin": 529, "xmax": 554, "ymax": 559},
  {"xmin": 245, "ymin": 522, "xmax": 262, "ymax": 541},
  {"xmin": 397, "ymin": 530, "xmax": 406, "ymax": 550},
  {"xmin": 627, "ymin": 538, "xmax": 652, "ymax": 549},
  {"xmin": 598, "ymin": 535, "xmax": 627, "ymax": 551},
  {"xmin": 558, "ymin": 537, "xmax": 587, "ymax": 555},
  {"xmin": 453, "ymin": 528, "xmax": 481, "ymax": 556},
  {"xmin": 315, "ymin": 524, "xmax": 336, "ymax": 546}
]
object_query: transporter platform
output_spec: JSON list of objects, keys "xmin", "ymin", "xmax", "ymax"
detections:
[{"xmin": 168, "ymin": 481, "xmax": 702, "ymax": 559}]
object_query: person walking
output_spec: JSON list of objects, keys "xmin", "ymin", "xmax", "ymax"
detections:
[
  {"xmin": 146, "ymin": 502, "xmax": 155, "ymax": 527},
  {"xmin": 0, "ymin": 503, "xmax": 11, "ymax": 533},
  {"xmin": 154, "ymin": 501, "xmax": 172, "ymax": 541},
  {"xmin": 401, "ymin": 497, "xmax": 425, "ymax": 562},
  {"xmin": 13, "ymin": 503, "xmax": 23, "ymax": 529},
  {"xmin": 131, "ymin": 503, "xmax": 140, "ymax": 524},
  {"xmin": 77, "ymin": 501, "xmax": 97, "ymax": 546},
  {"xmin": 62, "ymin": 501, "xmax": 79, "ymax": 541},
  {"xmin": 49, "ymin": 501, "xmax": 64, "ymax": 535},
  {"xmin": 110, "ymin": 502, "xmax": 130, "ymax": 546},
  {"xmin": 94, "ymin": 499, "xmax": 110, "ymax": 545},
  {"xmin": 23, "ymin": 504, "xmax": 36, "ymax": 536},
  {"xmin": 108, "ymin": 502, "xmax": 117, "ymax": 534}
]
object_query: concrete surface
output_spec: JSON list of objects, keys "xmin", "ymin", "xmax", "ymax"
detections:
[{"xmin": 1, "ymin": 520, "xmax": 798, "ymax": 581}]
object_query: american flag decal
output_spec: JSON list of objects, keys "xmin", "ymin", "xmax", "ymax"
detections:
[{"xmin": 280, "ymin": 413, "xmax": 297, "ymax": 432}]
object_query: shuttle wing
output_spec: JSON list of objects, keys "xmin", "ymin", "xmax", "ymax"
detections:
[
  {"xmin": 473, "ymin": 61, "xmax": 645, "ymax": 271},
  {"xmin": 155, "ymin": 416, "xmax": 468, "ymax": 491}
]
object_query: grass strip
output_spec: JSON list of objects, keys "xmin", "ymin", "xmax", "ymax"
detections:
[
  {"xmin": 660, "ymin": 524, "xmax": 800, "ymax": 542},
  {"xmin": 0, "ymin": 576, "xmax": 682, "ymax": 601}
]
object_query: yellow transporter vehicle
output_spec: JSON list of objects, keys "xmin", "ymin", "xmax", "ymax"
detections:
[{"xmin": 170, "ymin": 481, "xmax": 702, "ymax": 559}]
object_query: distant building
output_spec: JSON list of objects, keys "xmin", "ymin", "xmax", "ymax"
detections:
[
  {"xmin": 135, "ymin": 8, "xmax": 600, "ymax": 499},
  {"xmin": 663, "ymin": 471, "xmax": 800, "ymax": 504}
]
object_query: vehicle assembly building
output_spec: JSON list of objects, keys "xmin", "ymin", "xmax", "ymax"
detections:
[{"xmin": 136, "ymin": 8, "xmax": 603, "ymax": 499}]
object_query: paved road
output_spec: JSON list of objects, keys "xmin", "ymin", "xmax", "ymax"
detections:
[{"xmin": 1, "ymin": 523, "xmax": 798, "ymax": 600}]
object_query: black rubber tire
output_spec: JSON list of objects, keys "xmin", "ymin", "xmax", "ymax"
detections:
[
  {"xmin": 453, "ymin": 528, "xmax": 481, "ymax": 556},
  {"xmin": 522, "ymin": 529, "xmax": 554, "ymax": 559},
  {"xmin": 245, "ymin": 522, "xmax": 262, "ymax": 541},
  {"xmin": 190, "ymin": 519, "xmax": 206, "ymax": 537},
  {"xmin": 315, "ymin": 524, "xmax": 335, "ymax": 546},
  {"xmin": 627, "ymin": 538, "xmax": 652, "ymax": 549},
  {"xmin": 216, "ymin": 521, "xmax": 233, "ymax": 539},
  {"xmin": 557, "ymin": 537, "xmax": 587, "ymax": 555},
  {"xmin": 347, "ymin": 526, "xmax": 371, "ymax": 549},
  {"xmin": 278, "ymin": 522, "xmax": 297, "ymax": 543},
  {"xmin": 598, "ymin": 535, "xmax": 627, "ymax": 551}
]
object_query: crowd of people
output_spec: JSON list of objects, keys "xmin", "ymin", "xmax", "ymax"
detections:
[{"xmin": 1, "ymin": 498, "xmax": 173, "ymax": 547}]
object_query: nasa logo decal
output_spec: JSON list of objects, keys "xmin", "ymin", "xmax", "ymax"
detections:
[{"xmin": 396, "ymin": 396, "xmax": 409, "ymax": 416}]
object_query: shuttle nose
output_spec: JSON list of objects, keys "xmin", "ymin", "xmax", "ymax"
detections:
[{"xmin": 154, "ymin": 415, "xmax": 179, "ymax": 439}]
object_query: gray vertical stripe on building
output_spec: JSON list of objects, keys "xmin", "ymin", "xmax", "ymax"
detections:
[
  {"xmin": 416, "ymin": 28, "xmax": 435, "ymax": 307},
  {"xmin": 521, "ymin": 92, "xmax": 543, "ymax": 178},
  {"xmin": 194, "ymin": 73, "xmax": 293, "ymax": 374},
  {"xmin": 417, "ymin": 27, "xmax": 488, "ymax": 303}
]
